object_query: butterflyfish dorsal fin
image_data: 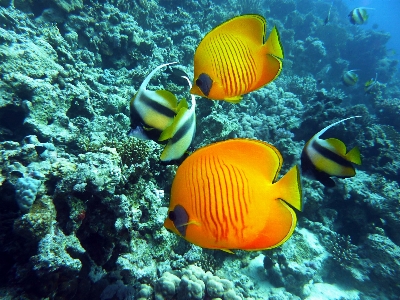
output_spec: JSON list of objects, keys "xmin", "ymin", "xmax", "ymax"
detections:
[
  {"xmin": 346, "ymin": 146, "xmax": 362, "ymax": 165},
  {"xmin": 325, "ymin": 138, "xmax": 347, "ymax": 155}
]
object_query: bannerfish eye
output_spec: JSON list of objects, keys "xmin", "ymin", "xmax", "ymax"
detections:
[
  {"xmin": 169, "ymin": 204, "xmax": 189, "ymax": 237},
  {"xmin": 196, "ymin": 73, "xmax": 213, "ymax": 96}
]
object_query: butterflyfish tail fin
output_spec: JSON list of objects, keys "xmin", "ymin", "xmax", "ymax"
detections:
[
  {"xmin": 275, "ymin": 165, "xmax": 302, "ymax": 211},
  {"xmin": 346, "ymin": 146, "xmax": 362, "ymax": 165},
  {"xmin": 264, "ymin": 26, "xmax": 284, "ymax": 60}
]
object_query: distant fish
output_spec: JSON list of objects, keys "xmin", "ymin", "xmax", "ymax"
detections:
[
  {"xmin": 190, "ymin": 14, "xmax": 284, "ymax": 103},
  {"xmin": 342, "ymin": 70, "xmax": 359, "ymax": 86},
  {"xmin": 324, "ymin": 1, "xmax": 334, "ymax": 25},
  {"xmin": 159, "ymin": 76, "xmax": 197, "ymax": 162},
  {"xmin": 365, "ymin": 73, "xmax": 378, "ymax": 93},
  {"xmin": 301, "ymin": 116, "xmax": 362, "ymax": 187},
  {"xmin": 348, "ymin": 7, "xmax": 374, "ymax": 25},
  {"xmin": 164, "ymin": 139, "xmax": 302, "ymax": 252}
]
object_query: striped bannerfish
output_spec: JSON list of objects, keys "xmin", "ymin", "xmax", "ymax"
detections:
[
  {"xmin": 348, "ymin": 7, "xmax": 374, "ymax": 25},
  {"xmin": 129, "ymin": 62, "xmax": 183, "ymax": 141},
  {"xmin": 129, "ymin": 63, "xmax": 197, "ymax": 162},
  {"xmin": 342, "ymin": 70, "xmax": 359, "ymax": 86},
  {"xmin": 164, "ymin": 139, "xmax": 302, "ymax": 252},
  {"xmin": 190, "ymin": 14, "xmax": 284, "ymax": 103},
  {"xmin": 301, "ymin": 116, "xmax": 362, "ymax": 187}
]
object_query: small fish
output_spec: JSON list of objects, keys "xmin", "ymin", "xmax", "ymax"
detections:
[
  {"xmin": 159, "ymin": 76, "xmax": 197, "ymax": 162},
  {"xmin": 129, "ymin": 62, "xmax": 183, "ymax": 141},
  {"xmin": 348, "ymin": 7, "xmax": 374, "ymax": 25},
  {"xmin": 166, "ymin": 66, "xmax": 190, "ymax": 86},
  {"xmin": 365, "ymin": 73, "xmax": 378, "ymax": 93},
  {"xmin": 190, "ymin": 14, "xmax": 284, "ymax": 103},
  {"xmin": 342, "ymin": 70, "xmax": 359, "ymax": 86},
  {"xmin": 164, "ymin": 139, "xmax": 302, "ymax": 252},
  {"xmin": 324, "ymin": 0, "xmax": 334, "ymax": 25},
  {"xmin": 301, "ymin": 116, "xmax": 362, "ymax": 187}
]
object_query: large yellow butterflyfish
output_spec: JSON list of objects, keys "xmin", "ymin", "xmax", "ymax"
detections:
[
  {"xmin": 164, "ymin": 139, "xmax": 302, "ymax": 252},
  {"xmin": 190, "ymin": 14, "xmax": 284, "ymax": 103}
]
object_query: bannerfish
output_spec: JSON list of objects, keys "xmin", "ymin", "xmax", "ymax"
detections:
[
  {"xmin": 159, "ymin": 76, "xmax": 197, "ymax": 162},
  {"xmin": 129, "ymin": 62, "xmax": 184, "ymax": 141},
  {"xmin": 348, "ymin": 7, "xmax": 374, "ymax": 25},
  {"xmin": 301, "ymin": 116, "xmax": 362, "ymax": 187},
  {"xmin": 190, "ymin": 14, "xmax": 284, "ymax": 103},
  {"xmin": 342, "ymin": 70, "xmax": 359, "ymax": 86},
  {"xmin": 324, "ymin": 0, "xmax": 334, "ymax": 25},
  {"xmin": 365, "ymin": 73, "xmax": 378, "ymax": 93},
  {"xmin": 164, "ymin": 139, "xmax": 302, "ymax": 252}
]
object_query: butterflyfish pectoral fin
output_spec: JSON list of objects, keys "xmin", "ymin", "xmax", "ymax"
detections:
[
  {"xmin": 178, "ymin": 220, "xmax": 201, "ymax": 227},
  {"xmin": 274, "ymin": 165, "xmax": 303, "ymax": 211},
  {"xmin": 221, "ymin": 249, "xmax": 235, "ymax": 254},
  {"xmin": 224, "ymin": 96, "xmax": 243, "ymax": 103},
  {"xmin": 346, "ymin": 146, "xmax": 362, "ymax": 165}
]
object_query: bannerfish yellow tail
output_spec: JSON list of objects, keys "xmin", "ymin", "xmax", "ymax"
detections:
[
  {"xmin": 301, "ymin": 116, "xmax": 362, "ymax": 187},
  {"xmin": 190, "ymin": 14, "xmax": 284, "ymax": 102}
]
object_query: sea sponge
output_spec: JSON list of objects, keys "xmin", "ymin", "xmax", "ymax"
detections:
[{"xmin": 15, "ymin": 176, "xmax": 41, "ymax": 213}]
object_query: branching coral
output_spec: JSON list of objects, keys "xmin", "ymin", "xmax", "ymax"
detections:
[{"xmin": 327, "ymin": 233, "xmax": 359, "ymax": 269}]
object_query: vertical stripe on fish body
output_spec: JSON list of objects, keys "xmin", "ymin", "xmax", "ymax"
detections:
[
  {"xmin": 190, "ymin": 14, "xmax": 284, "ymax": 103},
  {"xmin": 164, "ymin": 139, "xmax": 302, "ymax": 252}
]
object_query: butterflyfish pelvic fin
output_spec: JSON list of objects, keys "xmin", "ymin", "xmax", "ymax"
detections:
[
  {"xmin": 274, "ymin": 165, "xmax": 303, "ymax": 211},
  {"xmin": 221, "ymin": 249, "xmax": 235, "ymax": 254},
  {"xmin": 225, "ymin": 96, "xmax": 243, "ymax": 103}
]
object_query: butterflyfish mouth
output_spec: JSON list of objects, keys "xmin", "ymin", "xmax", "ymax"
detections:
[
  {"xmin": 168, "ymin": 204, "xmax": 189, "ymax": 237},
  {"xmin": 196, "ymin": 73, "xmax": 213, "ymax": 96}
]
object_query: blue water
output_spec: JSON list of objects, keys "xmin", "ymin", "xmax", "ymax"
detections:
[{"xmin": 343, "ymin": 0, "xmax": 400, "ymax": 70}]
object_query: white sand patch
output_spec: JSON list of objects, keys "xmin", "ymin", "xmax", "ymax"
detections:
[{"xmin": 304, "ymin": 282, "xmax": 360, "ymax": 300}]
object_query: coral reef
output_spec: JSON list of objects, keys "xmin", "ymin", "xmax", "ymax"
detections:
[{"xmin": 0, "ymin": 0, "xmax": 400, "ymax": 299}]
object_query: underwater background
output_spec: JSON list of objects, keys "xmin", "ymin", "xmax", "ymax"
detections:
[{"xmin": 0, "ymin": 0, "xmax": 399, "ymax": 299}]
